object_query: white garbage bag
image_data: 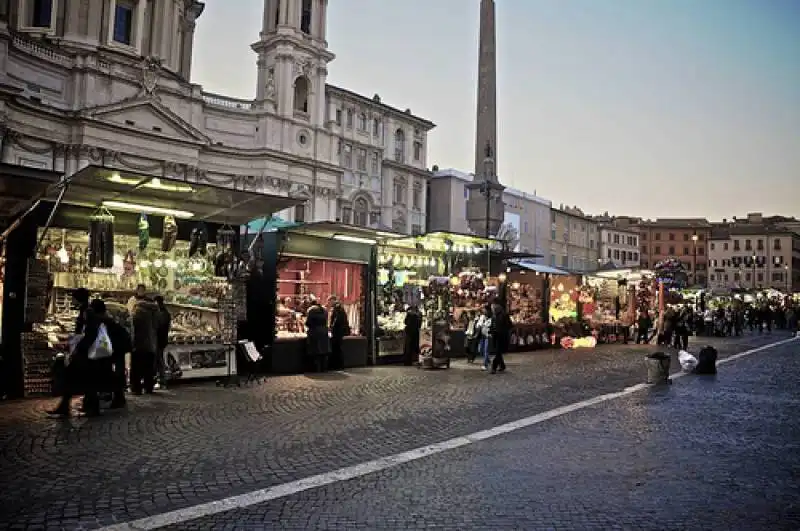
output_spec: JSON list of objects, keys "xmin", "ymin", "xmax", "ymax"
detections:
[{"xmin": 678, "ymin": 350, "xmax": 698, "ymax": 372}]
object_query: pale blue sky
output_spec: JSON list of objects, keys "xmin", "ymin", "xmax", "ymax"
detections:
[{"xmin": 192, "ymin": 0, "xmax": 800, "ymax": 220}]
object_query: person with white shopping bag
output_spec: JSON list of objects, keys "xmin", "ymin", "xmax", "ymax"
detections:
[{"xmin": 48, "ymin": 289, "xmax": 113, "ymax": 417}]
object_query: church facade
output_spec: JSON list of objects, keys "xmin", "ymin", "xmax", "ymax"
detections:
[{"xmin": 0, "ymin": 0, "xmax": 434, "ymax": 233}]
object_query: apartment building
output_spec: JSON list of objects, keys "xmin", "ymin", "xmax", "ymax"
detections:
[
  {"xmin": 636, "ymin": 219, "xmax": 712, "ymax": 286},
  {"xmin": 708, "ymin": 219, "xmax": 800, "ymax": 292},
  {"xmin": 550, "ymin": 206, "xmax": 600, "ymax": 273},
  {"xmin": 427, "ymin": 169, "xmax": 552, "ymax": 262},
  {"xmin": 598, "ymin": 225, "xmax": 641, "ymax": 268}
]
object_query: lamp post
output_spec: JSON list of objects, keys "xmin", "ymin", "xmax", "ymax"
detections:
[
  {"xmin": 752, "ymin": 253, "xmax": 757, "ymax": 289},
  {"xmin": 785, "ymin": 264, "xmax": 790, "ymax": 293},
  {"xmin": 691, "ymin": 233, "xmax": 698, "ymax": 286}
]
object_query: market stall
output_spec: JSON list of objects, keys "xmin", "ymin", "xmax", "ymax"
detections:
[
  {"xmin": 583, "ymin": 268, "xmax": 643, "ymax": 343},
  {"xmin": 256, "ymin": 222, "xmax": 382, "ymax": 373},
  {"xmin": 375, "ymin": 232, "xmax": 497, "ymax": 363},
  {"xmin": 0, "ymin": 165, "xmax": 298, "ymax": 398},
  {"xmin": 504, "ymin": 261, "xmax": 568, "ymax": 351}
]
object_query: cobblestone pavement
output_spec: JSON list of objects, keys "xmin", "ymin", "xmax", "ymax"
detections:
[
  {"xmin": 169, "ymin": 336, "xmax": 800, "ymax": 531},
  {"xmin": 0, "ymin": 333, "xmax": 792, "ymax": 529}
]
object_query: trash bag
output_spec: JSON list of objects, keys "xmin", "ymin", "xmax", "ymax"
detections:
[
  {"xmin": 678, "ymin": 350, "xmax": 698, "ymax": 372},
  {"xmin": 695, "ymin": 346, "xmax": 717, "ymax": 375}
]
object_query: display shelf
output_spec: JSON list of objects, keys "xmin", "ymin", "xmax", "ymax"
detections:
[{"xmin": 165, "ymin": 301, "xmax": 220, "ymax": 313}]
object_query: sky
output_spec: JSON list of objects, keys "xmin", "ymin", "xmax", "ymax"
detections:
[{"xmin": 192, "ymin": 0, "xmax": 800, "ymax": 221}]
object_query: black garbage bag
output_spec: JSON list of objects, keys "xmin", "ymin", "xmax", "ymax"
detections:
[{"xmin": 694, "ymin": 346, "xmax": 717, "ymax": 375}]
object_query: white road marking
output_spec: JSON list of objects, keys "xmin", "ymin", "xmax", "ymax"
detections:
[{"xmin": 98, "ymin": 337, "xmax": 796, "ymax": 531}]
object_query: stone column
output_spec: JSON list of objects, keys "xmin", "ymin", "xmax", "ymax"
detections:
[
  {"xmin": 63, "ymin": 0, "xmax": 83, "ymax": 41},
  {"xmin": 318, "ymin": 0, "xmax": 327, "ymax": 41},
  {"xmin": 157, "ymin": 0, "xmax": 173, "ymax": 62},
  {"xmin": 180, "ymin": 19, "xmax": 195, "ymax": 79},
  {"xmin": 135, "ymin": 0, "xmax": 147, "ymax": 53},
  {"xmin": 474, "ymin": 0, "xmax": 497, "ymax": 179},
  {"xmin": 86, "ymin": 0, "xmax": 103, "ymax": 43}
]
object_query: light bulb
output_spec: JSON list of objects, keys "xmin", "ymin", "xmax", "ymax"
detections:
[{"xmin": 57, "ymin": 246, "xmax": 69, "ymax": 264}]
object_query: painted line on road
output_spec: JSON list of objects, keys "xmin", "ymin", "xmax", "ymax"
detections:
[{"xmin": 98, "ymin": 337, "xmax": 796, "ymax": 531}]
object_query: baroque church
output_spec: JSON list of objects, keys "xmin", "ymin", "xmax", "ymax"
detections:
[{"xmin": 0, "ymin": 0, "xmax": 435, "ymax": 234}]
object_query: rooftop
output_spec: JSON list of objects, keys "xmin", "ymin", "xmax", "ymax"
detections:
[{"xmin": 326, "ymin": 84, "xmax": 435, "ymax": 130}]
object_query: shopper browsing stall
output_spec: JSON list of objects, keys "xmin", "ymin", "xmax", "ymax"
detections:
[{"xmin": 130, "ymin": 286, "xmax": 160, "ymax": 394}]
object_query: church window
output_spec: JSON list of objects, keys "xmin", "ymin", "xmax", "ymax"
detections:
[
  {"xmin": 394, "ymin": 129, "xmax": 405, "ymax": 162},
  {"xmin": 113, "ymin": 1, "xmax": 135, "ymax": 45},
  {"xmin": 353, "ymin": 198, "xmax": 369, "ymax": 227},
  {"xmin": 357, "ymin": 113, "xmax": 367, "ymax": 131},
  {"xmin": 293, "ymin": 76, "xmax": 309, "ymax": 113},
  {"xmin": 301, "ymin": 0, "xmax": 312, "ymax": 34}
]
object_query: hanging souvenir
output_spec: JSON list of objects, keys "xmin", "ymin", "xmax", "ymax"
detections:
[
  {"xmin": 216, "ymin": 225, "xmax": 237, "ymax": 252},
  {"xmin": 162, "ymin": 215, "xmax": 178, "ymax": 252},
  {"xmin": 123, "ymin": 250, "xmax": 136, "ymax": 277},
  {"xmin": 189, "ymin": 223, "xmax": 208, "ymax": 257},
  {"xmin": 138, "ymin": 214, "xmax": 150, "ymax": 251},
  {"xmin": 88, "ymin": 207, "xmax": 115, "ymax": 268}
]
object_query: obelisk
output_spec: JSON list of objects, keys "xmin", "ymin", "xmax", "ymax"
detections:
[{"xmin": 466, "ymin": 0, "xmax": 505, "ymax": 237}]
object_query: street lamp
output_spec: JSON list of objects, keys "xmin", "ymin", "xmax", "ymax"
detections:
[
  {"xmin": 691, "ymin": 233, "xmax": 698, "ymax": 285},
  {"xmin": 752, "ymin": 253, "xmax": 757, "ymax": 289},
  {"xmin": 785, "ymin": 264, "xmax": 790, "ymax": 293}
]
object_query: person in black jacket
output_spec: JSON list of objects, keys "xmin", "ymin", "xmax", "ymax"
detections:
[
  {"xmin": 89, "ymin": 299, "xmax": 133, "ymax": 408},
  {"xmin": 490, "ymin": 303, "xmax": 511, "ymax": 374},
  {"xmin": 403, "ymin": 306, "xmax": 423, "ymax": 366},
  {"xmin": 48, "ymin": 289, "xmax": 101, "ymax": 417},
  {"xmin": 329, "ymin": 301, "xmax": 350, "ymax": 370},
  {"xmin": 154, "ymin": 296, "xmax": 171, "ymax": 389}
]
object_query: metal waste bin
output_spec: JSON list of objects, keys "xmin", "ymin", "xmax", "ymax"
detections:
[{"xmin": 645, "ymin": 352, "xmax": 671, "ymax": 384}]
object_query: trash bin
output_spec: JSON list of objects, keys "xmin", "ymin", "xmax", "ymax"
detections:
[
  {"xmin": 645, "ymin": 351, "xmax": 671, "ymax": 384},
  {"xmin": 695, "ymin": 346, "xmax": 717, "ymax": 375}
]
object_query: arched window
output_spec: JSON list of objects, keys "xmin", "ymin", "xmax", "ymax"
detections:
[
  {"xmin": 394, "ymin": 129, "xmax": 405, "ymax": 161},
  {"xmin": 294, "ymin": 76, "xmax": 309, "ymax": 113},
  {"xmin": 353, "ymin": 197, "xmax": 369, "ymax": 227}
]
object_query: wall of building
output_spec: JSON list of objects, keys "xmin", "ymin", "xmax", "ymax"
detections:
[
  {"xmin": 637, "ymin": 223, "xmax": 711, "ymax": 285},
  {"xmin": 505, "ymin": 187, "xmax": 551, "ymax": 264},
  {"xmin": 708, "ymin": 231, "xmax": 798, "ymax": 291},
  {"xmin": 550, "ymin": 209, "xmax": 599, "ymax": 272},
  {"xmin": 599, "ymin": 227, "xmax": 640, "ymax": 268},
  {"xmin": 0, "ymin": 0, "xmax": 434, "ymax": 234}
]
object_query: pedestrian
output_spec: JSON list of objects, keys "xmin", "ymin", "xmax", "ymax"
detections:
[
  {"xmin": 48, "ymin": 288, "xmax": 102, "ymax": 417},
  {"xmin": 490, "ymin": 303, "xmax": 510, "ymax": 374},
  {"xmin": 305, "ymin": 296, "xmax": 330, "ymax": 372},
  {"xmin": 465, "ymin": 311, "xmax": 480, "ymax": 363},
  {"xmin": 477, "ymin": 305, "xmax": 493, "ymax": 370},
  {"xmin": 636, "ymin": 310, "xmax": 652, "ymax": 344},
  {"xmin": 329, "ymin": 301, "xmax": 350, "ymax": 370},
  {"xmin": 154, "ymin": 296, "xmax": 171, "ymax": 389},
  {"xmin": 90, "ymin": 299, "xmax": 132, "ymax": 409},
  {"xmin": 130, "ymin": 286, "xmax": 159, "ymax": 395},
  {"xmin": 403, "ymin": 305, "xmax": 422, "ymax": 366}
]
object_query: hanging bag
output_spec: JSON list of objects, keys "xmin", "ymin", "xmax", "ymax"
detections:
[{"xmin": 88, "ymin": 323, "xmax": 114, "ymax": 360}]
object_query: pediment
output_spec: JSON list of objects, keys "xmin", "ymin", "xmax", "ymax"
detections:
[{"xmin": 80, "ymin": 97, "xmax": 209, "ymax": 144}]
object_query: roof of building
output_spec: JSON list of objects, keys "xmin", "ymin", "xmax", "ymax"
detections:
[
  {"xmin": 551, "ymin": 206, "xmax": 597, "ymax": 222},
  {"xmin": 597, "ymin": 224, "xmax": 639, "ymax": 235},
  {"xmin": 326, "ymin": 84, "xmax": 435, "ymax": 129},
  {"xmin": 711, "ymin": 223, "xmax": 797, "ymax": 238},
  {"xmin": 636, "ymin": 218, "xmax": 712, "ymax": 229}
]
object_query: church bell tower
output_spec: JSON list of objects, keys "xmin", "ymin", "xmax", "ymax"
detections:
[{"xmin": 251, "ymin": 0, "xmax": 334, "ymax": 126}]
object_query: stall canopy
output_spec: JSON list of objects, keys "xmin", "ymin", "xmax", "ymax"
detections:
[
  {"xmin": 510, "ymin": 260, "xmax": 571, "ymax": 276},
  {"xmin": 51, "ymin": 166, "xmax": 302, "ymax": 225},
  {"xmin": 0, "ymin": 163, "xmax": 64, "ymax": 223},
  {"xmin": 287, "ymin": 221, "xmax": 405, "ymax": 243}
]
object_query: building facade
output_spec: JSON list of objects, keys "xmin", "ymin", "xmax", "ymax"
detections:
[
  {"xmin": 427, "ymin": 168, "xmax": 552, "ymax": 262},
  {"xmin": 636, "ymin": 219, "xmax": 711, "ymax": 286},
  {"xmin": 550, "ymin": 206, "xmax": 599, "ymax": 273},
  {"xmin": 708, "ymin": 221, "xmax": 799, "ymax": 292},
  {"xmin": 598, "ymin": 225, "xmax": 640, "ymax": 268},
  {"xmin": 504, "ymin": 187, "xmax": 551, "ymax": 264},
  {"xmin": 0, "ymin": 0, "xmax": 434, "ymax": 233}
]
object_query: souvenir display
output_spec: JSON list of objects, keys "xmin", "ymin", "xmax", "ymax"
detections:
[
  {"xmin": 162, "ymin": 215, "xmax": 178, "ymax": 252},
  {"xmin": 88, "ymin": 208, "xmax": 114, "ymax": 268},
  {"xmin": 137, "ymin": 214, "xmax": 150, "ymax": 251},
  {"xmin": 189, "ymin": 223, "xmax": 208, "ymax": 257}
]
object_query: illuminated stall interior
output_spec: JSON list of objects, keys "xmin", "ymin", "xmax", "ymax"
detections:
[
  {"xmin": 375, "ymin": 231, "xmax": 497, "ymax": 361},
  {"xmin": 0, "ymin": 165, "xmax": 297, "ymax": 396}
]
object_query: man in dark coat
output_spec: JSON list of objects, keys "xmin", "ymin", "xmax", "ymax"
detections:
[
  {"xmin": 329, "ymin": 301, "xmax": 350, "ymax": 370},
  {"xmin": 130, "ymin": 294, "xmax": 160, "ymax": 394},
  {"xmin": 490, "ymin": 303, "xmax": 511, "ymax": 374},
  {"xmin": 48, "ymin": 288, "xmax": 101, "ymax": 417},
  {"xmin": 305, "ymin": 298, "xmax": 330, "ymax": 372},
  {"xmin": 403, "ymin": 306, "xmax": 422, "ymax": 366},
  {"xmin": 154, "ymin": 296, "xmax": 171, "ymax": 389}
]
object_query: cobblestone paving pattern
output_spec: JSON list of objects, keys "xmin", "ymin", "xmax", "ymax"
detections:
[
  {"xmin": 0, "ymin": 333, "xmax": 791, "ymax": 529},
  {"xmin": 166, "ymin": 338, "xmax": 800, "ymax": 531}
]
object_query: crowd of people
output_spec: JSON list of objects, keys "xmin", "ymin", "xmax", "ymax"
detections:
[
  {"xmin": 635, "ymin": 299, "xmax": 797, "ymax": 351},
  {"xmin": 48, "ymin": 284, "xmax": 171, "ymax": 417}
]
